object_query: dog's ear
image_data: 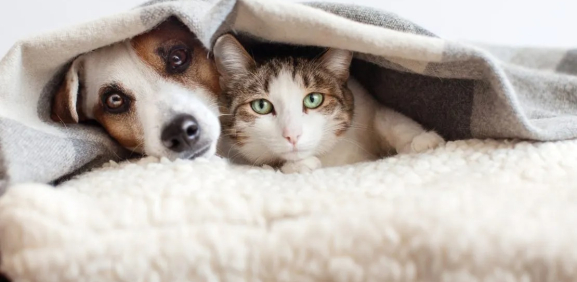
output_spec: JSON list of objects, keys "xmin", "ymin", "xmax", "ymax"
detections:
[
  {"xmin": 318, "ymin": 48, "xmax": 353, "ymax": 83},
  {"xmin": 213, "ymin": 34, "xmax": 255, "ymax": 86},
  {"xmin": 51, "ymin": 58, "xmax": 84, "ymax": 124}
]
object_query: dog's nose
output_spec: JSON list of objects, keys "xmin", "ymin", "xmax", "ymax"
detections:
[{"xmin": 161, "ymin": 114, "xmax": 201, "ymax": 152}]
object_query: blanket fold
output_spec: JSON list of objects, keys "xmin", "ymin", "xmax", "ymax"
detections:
[
  {"xmin": 1, "ymin": 0, "xmax": 577, "ymax": 187},
  {"xmin": 2, "ymin": 0, "xmax": 577, "ymax": 188}
]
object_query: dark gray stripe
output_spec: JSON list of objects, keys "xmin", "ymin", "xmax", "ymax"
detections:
[
  {"xmin": 556, "ymin": 49, "xmax": 577, "ymax": 75},
  {"xmin": 351, "ymin": 59, "xmax": 474, "ymax": 140},
  {"xmin": 303, "ymin": 2, "xmax": 437, "ymax": 37},
  {"xmin": 0, "ymin": 150, "xmax": 7, "ymax": 196}
]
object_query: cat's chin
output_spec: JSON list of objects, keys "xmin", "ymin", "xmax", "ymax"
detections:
[{"xmin": 279, "ymin": 150, "xmax": 314, "ymax": 162}]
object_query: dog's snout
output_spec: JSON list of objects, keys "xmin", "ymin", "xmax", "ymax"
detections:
[{"xmin": 161, "ymin": 114, "xmax": 201, "ymax": 152}]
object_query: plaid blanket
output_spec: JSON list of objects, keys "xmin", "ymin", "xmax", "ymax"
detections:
[{"xmin": 1, "ymin": 0, "xmax": 576, "ymax": 190}]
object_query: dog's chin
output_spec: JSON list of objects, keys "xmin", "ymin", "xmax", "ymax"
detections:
[
  {"xmin": 144, "ymin": 142, "xmax": 217, "ymax": 161},
  {"xmin": 183, "ymin": 143, "xmax": 215, "ymax": 160}
]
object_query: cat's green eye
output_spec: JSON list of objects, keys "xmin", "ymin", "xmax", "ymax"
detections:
[
  {"xmin": 250, "ymin": 99, "xmax": 274, "ymax": 115},
  {"xmin": 303, "ymin": 93, "xmax": 324, "ymax": 109}
]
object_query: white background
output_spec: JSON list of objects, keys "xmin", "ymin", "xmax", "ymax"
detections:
[{"xmin": 1, "ymin": 0, "xmax": 576, "ymax": 57}]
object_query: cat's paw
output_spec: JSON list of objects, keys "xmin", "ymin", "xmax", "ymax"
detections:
[
  {"xmin": 261, "ymin": 164, "xmax": 275, "ymax": 171},
  {"xmin": 398, "ymin": 131, "xmax": 445, "ymax": 154},
  {"xmin": 280, "ymin": 157, "xmax": 322, "ymax": 174}
]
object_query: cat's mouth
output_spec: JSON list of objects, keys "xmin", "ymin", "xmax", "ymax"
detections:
[{"xmin": 280, "ymin": 149, "xmax": 313, "ymax": 161}]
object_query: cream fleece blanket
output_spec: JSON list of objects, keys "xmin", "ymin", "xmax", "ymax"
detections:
[{"xmin": 2, "ymin": 139, "xmax": 577, "ymax": 281}]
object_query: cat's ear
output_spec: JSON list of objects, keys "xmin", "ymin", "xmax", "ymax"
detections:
[
  {"xmin": 319, "ymin": 48, "xmax": 353, "ymax": 82},
  {"xmin": 213, "ymin": 34, "xmax": 255, "ymax": 83}
]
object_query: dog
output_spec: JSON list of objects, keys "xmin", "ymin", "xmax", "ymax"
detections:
[{"xmin": 50, "ymin": 17, "xmax": 221, "ymax": 160}]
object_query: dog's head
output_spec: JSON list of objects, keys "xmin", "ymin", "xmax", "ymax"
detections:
[{"xmin": 51, "ymin": 17, "xmax": 221, "ymax": 160}]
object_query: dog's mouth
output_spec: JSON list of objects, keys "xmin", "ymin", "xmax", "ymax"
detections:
[{"xmin": 185, "ymin": 144, "xmax": 212, "ymax": 160}]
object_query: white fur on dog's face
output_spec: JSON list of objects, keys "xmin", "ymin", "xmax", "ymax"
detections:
[
  {"xmin": 79, "ymin": 42, "xmax": 220, "ymax": 159},
  {"xmin": 51, "ymin": 17, "xmax": 222, "ymax": 160}
]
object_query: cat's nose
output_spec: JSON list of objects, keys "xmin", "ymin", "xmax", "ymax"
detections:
[
  {"xmin": 283, "ymin": 129, "xmax": 301, "ymax": 146},
  {"xmin": 285, "ymin": 135, "xmax": 300, "ymax": 146}
]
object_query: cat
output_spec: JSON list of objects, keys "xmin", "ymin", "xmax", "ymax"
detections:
[{"xmin": 213, "ymin": 34, "xmax": 445, "ymax": 173}]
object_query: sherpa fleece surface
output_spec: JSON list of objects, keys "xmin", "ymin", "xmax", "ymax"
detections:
[{"xmin": 1, "ymin": 139, "xmax": 577, "ymax": 281}]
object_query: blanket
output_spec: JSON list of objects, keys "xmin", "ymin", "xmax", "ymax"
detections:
[
  {"xmin": 2, "ymin": 139, "xmax": 577, "ymax": 281},
  {"xmin": 2, "ymin": 0, "xmax": 577, "ymax": 189}
]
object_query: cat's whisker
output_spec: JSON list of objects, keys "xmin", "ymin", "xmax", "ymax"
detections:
[
  {"xmin": 226, "ymin": 143, "xmax": 236, "ymax": 159},
  {"xmin": 345, "ymin": 125, "xmax": 380, "ymax": 134},
  {"xmin": 213, "ymin": 35, "xmax": 441, "ymax": 170},
  {"xmin": 251, "ymin": 153, "xmax": 266, "ymax": 167},
  {"xmin": 229, "ymin": 150, "xmax": 246, "ymax": 161},
  {"xmin": 338, "ymin": 137, "xmax": 373, "ymax": 156},
  {"xmin": 128, "ymin": 140, "xmax": 145, "ymax": 157}
]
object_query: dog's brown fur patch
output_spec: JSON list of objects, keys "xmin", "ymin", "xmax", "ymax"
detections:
[
  {"xmin": 51, "ymin": 61, "xmax": 88, "ymax": 124},
  {"xmin": 92, "ymin": 83, "xmax": 143, "ymax": 149},
  {"xmin": 51, "ymin": 16, "xmax": 222, "ymax": 152},
  {"xmin": 51, "ymin": 80, "xmax": 78, "ymax": 124},
  {"xmin": 131, "ymin": 17, "xmax": 220, "ymax": 97},
  {"xmin": 93, "ymin": 106, "xmax": 143, "ymax": 149}
]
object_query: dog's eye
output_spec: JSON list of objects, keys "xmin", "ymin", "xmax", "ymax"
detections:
[
  {"xmin": 170, "ymin": 50, "xmax": 187, "ymax": 66},
  {"xmin": 102, "ymin": 92, "xmax": 130, "ymax": 114},
  {"xmin": 167, "ymin": 47, "xmax": 191, "ymax": 74}
]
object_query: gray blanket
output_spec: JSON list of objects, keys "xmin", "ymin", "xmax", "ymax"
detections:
[{"xmin": 1, "ymin": 0, "xmax": 576, "ymax": 190}]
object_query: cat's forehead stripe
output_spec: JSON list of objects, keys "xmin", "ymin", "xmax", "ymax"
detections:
[
  {"xmin": 291, "ymin": 57, "xmax": 299, "ymax": 80},
  {"xmin": 247, "ymin": 81, "xmax": 261, "ymax": 96},
  {"xmin": 302, "ymin": 73, "xmax": 311, "ymax": 88},
  {"xmin": 263, "ymin": 78, "xmax": 270, "ymax": 93},
  {"xmin": 221, "ymin": 54, "xmax": 355, "ymax": 146},
  {"xmin": 269, "ymin": 62, "xmax": 280, "ymax": 77}
]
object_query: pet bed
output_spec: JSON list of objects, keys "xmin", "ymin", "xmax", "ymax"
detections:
[{"xmin": 1, "ymin": 0, "xmax": 577, "ymax": 281}]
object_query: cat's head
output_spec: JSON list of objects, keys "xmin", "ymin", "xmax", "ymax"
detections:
[{"xmin": 213, "ymin": 34, "xmax": 354, "ymax": 164}]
